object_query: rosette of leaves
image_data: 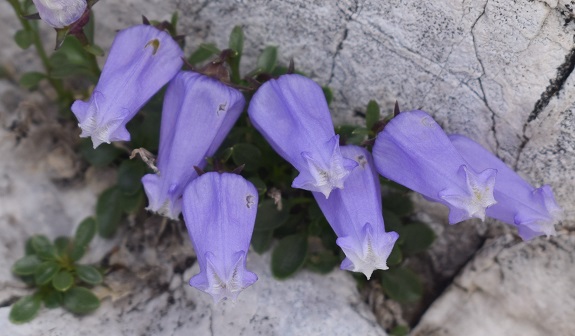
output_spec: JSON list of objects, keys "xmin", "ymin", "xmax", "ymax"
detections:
[{"xmin": 9, "ymin": 218, "xmax": 102, "ymax": 324}]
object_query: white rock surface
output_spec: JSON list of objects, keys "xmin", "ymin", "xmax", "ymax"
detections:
[
  {"xmin": 1, "ymin": 0, "xmax": 575, "ymax": 334},
  {"xmin": 411, "ymin": 233, "xmax": 575, "ymax": 336}
]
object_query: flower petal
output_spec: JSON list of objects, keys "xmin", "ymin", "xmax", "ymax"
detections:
[
  {"xmin": 182, "ymin": 173, "xmax": 258, "ymax": 302},
  {"xmin": 373, "ymin": 110, "xmax": 497, "ymax": 224},
  {"xmin": 32, "ymin": 0, "xmax": 87, "ymax": 28}
]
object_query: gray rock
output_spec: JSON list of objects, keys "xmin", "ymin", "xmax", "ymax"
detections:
[{"xmin": 412, "ymin": 233, "xmax": 575, "ymax": 336}]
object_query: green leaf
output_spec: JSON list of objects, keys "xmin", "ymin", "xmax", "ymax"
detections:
[
  {"xmin": 381, "ymin": 267, "xmax": 423, "ymax": 303},
  {"xmin": 83, "ymin": 44, "xmax": 104, "ymax": 56},
  {"xmin": 74, "ymin": 217, "xmax": 96, "ymax": 248},
  {"xmin": 250, "ymin": 229, "xmax": 274, "ymax": 254},
  {"xmin": 76, "ymin": 265, "xmax": 103, "ymax": 285},
  {"xmin": 43, "ymin": 290, "xmax": 63, "ymax": 309},
  {"xmin": 25, "ymin": 237, "xmax": 35, "ymax": 255},
  {"xmin": 30, "ymin": 235, "xmax": 56, "ymax": 260},
  {"xmin": 54, "ymin": 236, "xmax": 71, "ymax": 257},
  {"xmin": 14, "ymin": 29, "xmax": 32, "ymax": 49},
  {"xmin": 117, "ymin": 160, "xmax": 147, "ymax": 195},
  {"xmin": 188, "ymin": 43, "xmax": 220, "ymax": 64},
  {"xmin": 256, "ymin": 46, "xmax": 278, "ymax": 73},
  {"xmin": 398, "ymin": 222, "xmax": 436, "ymax": 256},
  {"xmin": 306, "ymin": 251, "xmax": 339, "ymax": 274},
  {"xmin": 19, "ymin": 72, "xmax": 45, "ymax": 89},
  {"xmin": 170, "ymin": 11, "xmax": 179, "ymax": 28},
  {"xmin": 231, "ymin": 143, "xmax": 262, "ymax": 172},
  {"xmin": 271, "ymin": 234, "xmax": 308, "ymax": 279},
  {"xmin": 63, "ymin": 287, "xmax": 100, "ymax": 314},
  {"xmin": 248, "ymin": 177, "xmax": 267, "ymax": 197},
  {"xmin": 390, "ymin": 325, "xmax": 410, "ymax": 336},
  {"xmin": 96, "ymin": 187, "xmax": 124, "ymax": 238},
  {"xmin": 382, "ymin": 192, "xmax": 414, "ymax": 217},
  {"xmin": 52, "ymin": 270, "xmax": 74, "ymax": 292},
  {"xmin": 382, "ymin": 210, "xmax": 402, "ymax": 232},
  {"xmin": 322, "ymin": 86, "xmax": 333, "ymax": 106},
  {"xmin": 386, "ymin": 243, "xmax": 403, "ymax": 267},
  {"xmin": 9, "ymin": 294, "xmax": 41, "ymax": 324},
  {"xmin": 12, "ymin": 255, "xmax": 42, "ymax": 276},
  {"xmin": 79, "ymin": 139, "xmax": 122, "ymax": 167},
  {"xmin": 34, "ymin": 261, "xmax": 61, "ymax": 286},
  {"xmin": 229, "ymin": 26, "xmax": 244, "ymax": 54},
  {"xmin": 366, "ymin": 100, "xmax": 380, "ymax": 130},
  {"xmin": 69, "ymin": 244, "xmax": 86, "ymax": 262},
  {"xmin": 254, "ymin": 199, "xmax": 290, "ymax": 232}
]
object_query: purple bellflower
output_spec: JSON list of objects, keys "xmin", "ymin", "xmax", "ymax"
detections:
[
  {"xmin": 32, "ymin": 0, "xmax": 87, "ymax": 28},
  {"xmin": 71, "ymin": 24, "xmax": 184, "ymax": 148},
  {"xmin": 449, "ymin": 134, "xmax": 562, "ymax": 240},
  {"xmin": 248, "ymin": 74, "xmax": 357, "ymax": 198},
  {"xmin": 373, "ymin": 110, "xmax": 498, "ymax": 224},
  {"xmin": 313, "ymin": 146, "xmax": 399, "ymax": 279},
  {"xmin": 141, "ymin": 71, "xmax": 245, "ymax": 220},
  {"xmin": 182, "ymin": 172, "xmax": 258, "ymax": 303}
]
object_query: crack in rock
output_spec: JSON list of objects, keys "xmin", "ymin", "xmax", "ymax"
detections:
[{"xmin": 328, "ymin": 0, "xmax": 363, "ymax": 85}]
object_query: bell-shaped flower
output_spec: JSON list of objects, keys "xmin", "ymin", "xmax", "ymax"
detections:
[
  {"xmin": 373, "ymin": 110, "xmax": 498, "ymax": 224},
  {"xmin": 248, "ymin": 74, "xmax": 357, "ymax": 198},
  {"xmin": 313, "ymin": 146, "xmax": 399, "ymax": 279},
  {"xmin": 449, "ymin": 134, "xmax": 562, "ymax": 240},
  {"xmin": 32, "ymin": 0, "xmax": 87, "ymax": 28},
  {"xmin": 141, "ymin": 71, "xmax": 245, "ymax": 220},
  {"xmin": 71, "ymin": 24, "xmax": 184, "ymax": 148},
  {"xmin": 182, "ymin": 172, "xmax": 258, "ymax": 303}
]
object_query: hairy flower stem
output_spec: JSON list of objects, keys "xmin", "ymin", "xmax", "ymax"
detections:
[{"xmin": 7, "ymin": 0, "xmax": 68, "ymax": 100}]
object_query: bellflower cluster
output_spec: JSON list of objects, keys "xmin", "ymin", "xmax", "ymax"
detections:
[
  {"xmin": 373, "ymin": 110, "xmax": 498, "ymax": 224},
  {"xmin": 182, "ymin": 172, "xmax": 258, "ymax": 303},
  {"xmin": 313, "ymin": 146, "xmax": 399, "ymax": 279},
  {"xmin": 32, "ymin": 0, "xmax": 87, "ymax": 28},
  {"xmin": 248, "ymin": 74, "xmax": 357, "ymax": 198},
  {"xmin": 142, "ymin": 71, "xmax": 245, "ymax": 220},
  {"xmin": 449, "ymin": 135, "xmax": 562, "ymax": 240},
  {"xmin": 72, "ymin": 24, "xmax": 184, "ymax": 148}
]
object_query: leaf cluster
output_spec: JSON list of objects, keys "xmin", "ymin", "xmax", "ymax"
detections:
[{"xmin": 9, "ymin": 218, "xmax": 102, "ymax": 323}]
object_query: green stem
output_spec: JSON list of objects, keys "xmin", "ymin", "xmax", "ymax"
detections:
[{"xmin": 7, "ymin": 0, "xmax": 67, "ymax": 98}]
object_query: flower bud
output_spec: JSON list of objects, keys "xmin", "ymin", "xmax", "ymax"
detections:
[{"xmin": 32, "ymin": 0, "xmax": 87, "ymax": 28}]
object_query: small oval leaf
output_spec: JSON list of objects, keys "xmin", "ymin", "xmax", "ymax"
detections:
[
  {"xmin": 398, "ymin": 222, "xmax": 436, "ymax": 256},
  {"xmin": 54, "ymin": 236, "xmax": 71, "ymax": 257},
  {"xmin": 14, "ymin": 29, "xmax": 33, "ymax": 49},
  {"xmin": 9, "ymin": 295, "xmax": 41, "ymax": 324},
  {"xmin": 231, "ymin": 143, "xmax": 262, "ymax": 172},
  {"xmin": 366, "ymin": 100, "xmax": 381, "ymax": 130},
  {"xmin": 250, "ymin": 229, "xmax": 274, "ymax": 255},
  {"xmin": 254, "ymin": 199, "xmax": 289, "ymax": 232},
  {"xmin": 52, "ymin": 270, "xmax": 74, "ymax": 292},
  {"xmin": 117, "ymin": 160, "xmax": 147, "ymax": 195},
  {"xmin": 43, "ymin": 290, "xmax": 63, "ymax": 309},
  {"xmin": 271, "ymin": 234, "xmax": 308, "ymax": 279},
  {"xmin": 19, "ymin": 72, "xmax": 45, "ymax": 89},
  {"xmin": 96, "ymin": 187, "xmax": 124, "ymax": 238},
  {"xmin": 381, "ymin": 267, "xmax": 423, "ymax": 303},
  {"xmin": 76, "ymin": 265, "xmax": 103, "ymax": 285},
  {"xmin": 75, "ymin": 217, "xmax": 97, "ymax": 248},
  {"xmin": 229, "ymin": 26, "xmax": 244, "ymax": 54},
  {"xmin": 34, "ymin": 261, "xmax": 61, "ymax": 285},
  {"xmin": 63, "ymin": 287, "xmax": 100, "ymax": 314},
  {"xmin": 256, "ymin": 46, "xmax": 278, "ymax": 73},
  {"xmin": 12, "ymin": 255, "xmax": 42, "ymax": 276},
  {"xmin": 30, "ymin": 235, "xmax": 56, "ymax": 260}
]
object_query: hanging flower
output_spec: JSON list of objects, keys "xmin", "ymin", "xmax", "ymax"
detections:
[
  {"xmin": 373, "ymin": 110, "xmax": 498, "ymax": 224},
  {"xmin": 313, "ymin": 146, "xmax": 399, "ymax": 279},
  {"xmin": 182, "ymin": 172, "xmax": 258, "ymax": 303},
  {"xmin": 32, "ymin": 0, "xmax": 87, "ymax": 28},
  {"xmin": 142, "ymin": 71, "xmax": 245, "ymax": 220},
  {"xmin": 248, "ymin": 74, "xmax": 357, "ymax": 198},
  {"xmin": 71, "ymin": 24, "xmax": 184, "ymax": 148},
  {"xmin": 449, "ymin": 134, "xmax": 562, "ymax": 240}
]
